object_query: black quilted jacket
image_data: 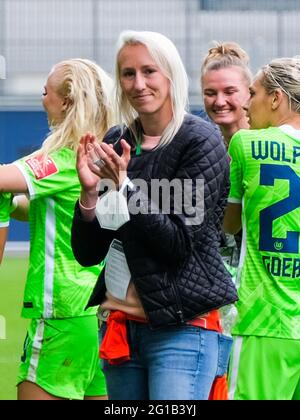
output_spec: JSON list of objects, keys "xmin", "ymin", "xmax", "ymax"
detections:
[{"xmin": 71, "ymin": 114, "xmax": 238, "ymax": 329}]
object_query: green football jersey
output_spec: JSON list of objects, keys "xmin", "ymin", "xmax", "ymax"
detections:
[
  {"xmin": 228, "ymin": 126, "xmax": 300, "ymax": 339},
  {"xmin": 14, "ymin": 148, "xmax": 101, "ymax": 319},
  {"xmin": 0, "ymin": 192, "xmax": 11, "ymax": 227}
]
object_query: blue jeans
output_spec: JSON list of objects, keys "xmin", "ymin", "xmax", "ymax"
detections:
[{"xmin": 100, "ymin": 321, "xmax": 232, "ymax": 400}]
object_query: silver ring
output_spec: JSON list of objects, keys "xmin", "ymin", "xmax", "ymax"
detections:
[{"xmin": 94, "ymin": 158, "xmax": 106, "ymax": 169}]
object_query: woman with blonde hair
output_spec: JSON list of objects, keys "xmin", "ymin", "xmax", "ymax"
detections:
[
  {"xmin": 201, "ymin": 41, "xmax": 252, "ymax": 147},
  {"xmin": 71, "ymin": 31, "xmax": 237, "ymax": 400},
  {"xmin": 224, "ymin": 57, "xmax": 300, "ymax": 400},
  {"xmin": 200, "ymin": 42, "xmax": 253, "ymax": 400},
  {"xmin": 201, "ymin": 41, "xmax": 252, "ymax": 279},
  {"xmin": 0, "ymin": 58, "xmax": 114, "ymax": 400}
]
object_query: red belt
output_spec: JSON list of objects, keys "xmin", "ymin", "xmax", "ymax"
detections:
[
  {"xmin": 188, "ymin": 310, "xmax": 222, "ymax": 332},
  {"xmin": 99, "ymin": 311, "xmax": 146, "ymax": 365},
  {"xmin": 100, "ymin": 309, "xmax": 222, "ymax": 365}
]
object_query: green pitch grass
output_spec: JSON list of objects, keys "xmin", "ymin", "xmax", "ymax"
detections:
[{"xmin": 0, "ymin": 258, "xmax": 29, "ymax": 400}]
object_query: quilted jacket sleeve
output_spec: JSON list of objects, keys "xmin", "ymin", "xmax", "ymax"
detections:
[
  {"xmin": 71, "ymin": 202, "xmax": 115, "ymax": 267},
  {"xmin": 124, "ymin": 125, "xmax": 229, "ymax": 265}
]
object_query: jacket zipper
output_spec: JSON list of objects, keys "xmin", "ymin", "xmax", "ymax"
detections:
[{"xmin": 165, "ymin": 272, "xmax": 185, "ymax": 325}]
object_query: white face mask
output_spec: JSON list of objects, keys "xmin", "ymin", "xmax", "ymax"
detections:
[{"xmin": 95, "ymin": 190, "xmax": 130, "ymax": 231}]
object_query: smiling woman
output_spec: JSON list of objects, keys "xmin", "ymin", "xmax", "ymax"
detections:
[
  {"xmin": 201, "ymin": 42, "xmax": 252, "ymax": 147},
  {"xmin": 71, "ymin": 30, "xmax": 237, "ymax": 401},
  {"xmin": 118, "ymin": 43, "xmax": 173, "ymax": 132}
]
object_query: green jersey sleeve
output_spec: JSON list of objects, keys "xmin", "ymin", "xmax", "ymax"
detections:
[
  {"xmin": 14, "ymin": 149, "xmax": 78, "ymax": 200},
  {"xmin": 0, "ymin": 192, "xmax": 12, "ymax": 227},
  {"xmin": 228, "ymin": 131, "xmax": 244, "ymax": 203}
]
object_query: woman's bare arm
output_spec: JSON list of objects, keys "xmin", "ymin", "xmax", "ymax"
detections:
[
  {"xmin": 0, "ymin": 227, "xmax": 8, "ymax": 264},
  {"xmin": 223, "ymin": 203, "xmax": 242, "ymax": 235}
]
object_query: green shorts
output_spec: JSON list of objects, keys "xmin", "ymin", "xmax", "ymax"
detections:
[
  {"xmin": 18, "ymin": 316, "xmax": 107, "ymax": 400},
  {"xmin": 229, "ymin": 335, "xmax": 300, "ymax": 400}
]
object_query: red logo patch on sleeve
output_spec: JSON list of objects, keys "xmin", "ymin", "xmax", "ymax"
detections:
[{"xmin": 25, "ymin": 155, "xmax": 58, "ymax": 180}]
